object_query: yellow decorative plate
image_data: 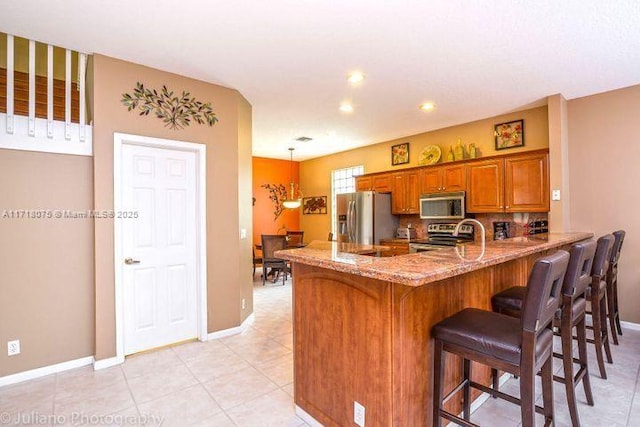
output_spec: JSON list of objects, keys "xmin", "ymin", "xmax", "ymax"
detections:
[{"xmin": 419, "ymin": 145, "xmax": 441, "ymax": 165}]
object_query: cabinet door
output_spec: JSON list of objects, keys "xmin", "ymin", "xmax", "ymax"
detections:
[
  {"xmin": 356, "ymin": 176, "xmax": 372, "ymax": 191},
  {"xmin": 467, "ymin": 159, "xmax": 504, "ymax": 212},
  {"xmin": 372, "ymin": 174, "xmax": 391, "ymax": 193},
  {"xmin": 505, "ymin": 153, "xmax": 549, "ymax": 212},
  {"xmin": 419, "ymin": 168, "xmax": 441, "ymax": 194},
  {"xmin": 404, "ymin": 170, "xmax": 420, "ymax": 214},
  {"xmin": 390, "ymin": 173, "xmax": 406, "ymax": 214},
  {"xmin": 442, "ymin": 165, "xmax": 466, "ymax": 192}
]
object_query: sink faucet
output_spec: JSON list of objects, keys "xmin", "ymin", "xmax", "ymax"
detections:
[
  {"xmin": 453, "ymin": 218, "xmax": 486, "ymax": 262},
  {"xmin": 453, "ymin": 218, "xmax": 485, "ymax": 247}
]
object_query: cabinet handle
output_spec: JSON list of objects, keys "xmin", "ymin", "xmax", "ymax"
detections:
[{"xmin": 505, "ymin": 206, "xmax": 510, "ymax": 209}]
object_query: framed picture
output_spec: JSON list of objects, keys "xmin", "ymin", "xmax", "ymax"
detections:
[
  {"xmin": 302, "ymin": 196, "xmax": 327, "ymax": 214},
  {"xmin": 391, "ymin": 142, "xmax": 410, "ymax": 165},
  {"xmin": 494, "ymin": 119, "xmax": 524, "ymax": 150}
]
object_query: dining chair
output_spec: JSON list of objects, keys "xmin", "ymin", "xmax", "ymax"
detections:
[
  {"xmin": 261, "ymin": 234, "xmax": 288, "ymax": 286},
  {"xmin": 286, "ymin": 230, "xmax": 304, "ymax": 246},
  {"xmin": 252, "ymin": 246, "xmax": 262, "ymax": 277}
]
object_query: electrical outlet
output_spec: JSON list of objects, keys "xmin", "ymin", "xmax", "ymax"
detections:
[
  {"xmin": 242, "ymin": 298, "xmax": 246, "ymax": 310},
  {"xmin": 552, "ymin": 189, "xmax": 561, "ymax": 201},
  {"xmin": 354, "ymin": 401, "xmax": 365, "ymax": 426},
  {"xmin": 8, "ymin": 340, "xmax": 20, "ymax": 356}
]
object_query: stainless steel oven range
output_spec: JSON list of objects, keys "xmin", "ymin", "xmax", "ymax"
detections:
[{"xmin": 409, "ymin": 222, "xmax": 475, "ymax": 253}]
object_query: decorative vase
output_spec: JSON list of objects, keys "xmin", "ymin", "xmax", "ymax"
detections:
[
  {"xmin": 454, "ymin": 139, "xmax": 464, "ymax": 161},
  {"xmin": 468, "ymin": 143, "xmax": 477, "ymax": 159},
  {"xmin": 446, "ymin": 146, "xmax": 455, "ymax": 162}
]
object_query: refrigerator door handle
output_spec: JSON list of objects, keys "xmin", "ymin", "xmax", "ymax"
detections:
[
  {"xmin": 350, "ymin": 200, "xmax": 357, "ymax": 242},
  {"xmin": 346, "ymin": 200, "xmax": 352, "ymax": 242}
]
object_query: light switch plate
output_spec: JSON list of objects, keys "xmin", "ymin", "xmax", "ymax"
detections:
[
  {"xmin": 552, "ymin": 190, "xmax": 561, "ymax": 201},
  {"xmin": 240, "ymin": 229, "xmax": 247, "ymax": 239}
]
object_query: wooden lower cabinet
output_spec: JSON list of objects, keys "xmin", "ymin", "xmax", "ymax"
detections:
[{"xmin": 379, "ymin": 239, "xmax": 410, "ymax": 256}]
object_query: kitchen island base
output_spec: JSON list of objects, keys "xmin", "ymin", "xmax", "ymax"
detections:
[{"xmin": 292, "ymin": 252, "xmax": 551, "ymax": 427}]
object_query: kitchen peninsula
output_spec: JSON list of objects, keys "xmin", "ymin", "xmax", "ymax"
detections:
[{"xmin": 276, "ymin": 233, "xmax": 592, "ymax": 427}]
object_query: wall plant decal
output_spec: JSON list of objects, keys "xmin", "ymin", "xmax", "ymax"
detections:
[
  {"xmin": 121, "ymin": 82, "xmax": 219, "ymax": 130},
  {"xmin": 261, "ymin": 183, "xmax": 288, "ymax": 220}
]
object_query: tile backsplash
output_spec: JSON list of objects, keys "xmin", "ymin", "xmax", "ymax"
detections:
[{"xmin": 398, "ymin": 212, "xmax": 549, "ymax": 241}]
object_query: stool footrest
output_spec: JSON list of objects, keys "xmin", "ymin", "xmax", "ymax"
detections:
[
  {"xmin": 442, "ymin": 379, "xmax": 470, "ymax": 405},
  {"xmin": 470, "ymin": 381, "xmax": 548, "ymax": 416},
  {"xmin": 440, "ymin": 410, "xmax": 480, "ymax": 427}
]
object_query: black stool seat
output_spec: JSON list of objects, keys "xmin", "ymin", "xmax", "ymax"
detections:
[{"xmin": 433, "ymin": 308, "xmax": 553, "ymax": 366}]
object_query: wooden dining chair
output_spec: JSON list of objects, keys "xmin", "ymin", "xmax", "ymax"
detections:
[
  {"xmin": 286, "ymin": 230, "xmax": 304, "ymax": 245},
  {"xmin": 261, "ymin": 234, "xmax": 288, "ymax": 286}
]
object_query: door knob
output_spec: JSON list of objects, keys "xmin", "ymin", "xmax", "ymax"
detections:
[{"xmin": 124, "ymin": 257, "xmax": 141, "ymax": 265}]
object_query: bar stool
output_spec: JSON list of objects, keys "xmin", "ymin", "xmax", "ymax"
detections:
[
  {"xmin": 432, "ymin": 250, "xmax": 569, "ymax": 427},
  {"xmin": 491, "ymin": 241, "xmax": 597, "ymax": 427},
  {"xmin": 585, "ymin": 234, "xmax": 615, "ymax": 379},
  {"xmin": 606, "ymin": 230, "xmax": 625, "ymax": 345}
]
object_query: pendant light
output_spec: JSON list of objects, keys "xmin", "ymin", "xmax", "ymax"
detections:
[{"xmin": 282, "ymin": 147, "xmax": 302, "ymax": 209}]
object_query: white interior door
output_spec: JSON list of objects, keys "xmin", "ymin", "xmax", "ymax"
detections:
[{"xmin": 121, "ymin": 144, "xmax": 198, "ymax": 355}]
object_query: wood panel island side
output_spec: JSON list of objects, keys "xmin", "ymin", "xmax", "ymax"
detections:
[{"xmin": 276, "ymin": 233, "xmax": 592, "ymax": 427}]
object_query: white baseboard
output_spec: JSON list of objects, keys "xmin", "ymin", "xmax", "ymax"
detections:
[
  {"xmin": 295, "ymin": 405, "xmax": 323, "ymax": 427},
  {"xmin": 93, "ymin": 355, "xmax": 125, "ymax": 371},
  {"xmin": 621, "ymin": 320, "xmax": 640, "ymax": 331},
  {"xmin": 0, "ymin": 356, "xmax": 94, "ymax": 388},
  {"xmin": 207, "ymin": 313, "xmax": 255, "ymax": 340}
]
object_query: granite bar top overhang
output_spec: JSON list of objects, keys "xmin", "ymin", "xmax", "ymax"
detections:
[{"xmin": 275, "ymin": 232, "xmax": 593, "ymax": 287}]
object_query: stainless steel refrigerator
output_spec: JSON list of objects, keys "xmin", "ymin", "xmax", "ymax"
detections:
[{"xmin": 335, "ymin": 191, "xmax": 398, "ymax": 245}]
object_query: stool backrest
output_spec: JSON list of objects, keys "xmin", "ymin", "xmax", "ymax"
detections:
[
  {"xmin": 563, "ymin": 240, "xmax": 596, "ymax": 298},
  {"xmin": 592, "ymin": 235, "xmax": 614, "ymax": 278},
  {"xmin": 610, "ymin": 230, "xmax": 625, "ymax": 264},
  {"xmin": 521, "ymin": 250, "xmax": 570, "ymax": 333}
]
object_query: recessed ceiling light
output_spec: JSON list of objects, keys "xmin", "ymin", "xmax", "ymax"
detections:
[
  {"xmin": 347, "ymin": 72, "xmax": 365, "ymax": 84},
  {"xmin": 339, "ymin": 103, "xmax": 354, "ymax": 113},
  {"xmin": 419, "ymin": 102, "xmax": 435, "ymax": 112}
]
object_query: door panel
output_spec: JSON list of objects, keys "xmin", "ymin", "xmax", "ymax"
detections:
[
  {"xmin": 505, "ymin": 153, "xmax": 549, "ymax": 212},
  {"xmin": 122, "ymin": 144, "xmax": 198, "ymax": 355},
  {"xmin": 467, "ymin": 159, "xmax": 504, "ymax": 212}
]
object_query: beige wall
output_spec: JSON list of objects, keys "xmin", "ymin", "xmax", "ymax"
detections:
[
  {"xmin": 301, "ymin": 106, "xmax": 549, "ymax": 242},
  {"xmin": 92, "ymin": 55, "xmax": 252, "ymax": 360},
  {"xmin": 0, "ymin": 150, "xmax": 94, "ymax": 376},
  {"xmin": 567, "ymin": 84, "xmax": 640, "ymax": 323}
]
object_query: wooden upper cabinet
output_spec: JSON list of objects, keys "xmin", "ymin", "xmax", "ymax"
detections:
[
  {"xmin": 504, "ymin": 152, "xmax": 549, "ymax": 212},
  {"xmin": 467, "ymin": 151, "xmax": 549, "ymax": 213},
  {"xmin": 355, "ymin": 173, "xmax": 391, "ymax": 193},
  {"xmin": 419, "ymin": 164, "xmax": 466, "ymax": 195},
  {"xmin": 466, "ymin": 159, "xmax": 504, "ymax": 212},
  {"xmin": 355, "ymin": 176, "xmax": 372, "ymax": 191},
  {"xmin": 372, "ymin": 174, "xmax": 391, "ymax": 193},
  {"xmin": 391, "ymin": 170, "xmax": 420, "ymax": 214}
]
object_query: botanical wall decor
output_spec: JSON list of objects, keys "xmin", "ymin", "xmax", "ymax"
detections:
[
  {"xmin": 302, "ymin": 196, "xmax": 327, "ymax": 214},
  {"xmin": 494, "ymin": 119, "xmax": 524, "ymax": 150},
  {"xmin": 121, "ymin": 82, "xmax": 219, "ymax": 130},
  {"xmin": 391, "ymin": 142, "xmax": 410, "ymax": 165},
  {"xmin": 261, "ymin": 183, "xmax": 287, "ymax": 220}
]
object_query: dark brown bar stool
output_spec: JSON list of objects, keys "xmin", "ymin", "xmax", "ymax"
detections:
[
  {"xmin": 606, "ymin": 230, "xmax": 625, "ymax": 345},
  {"xmin": 491, "ymin": 241, "xmax": 597, "ymax": 427},
  {"xmin": 432, "ymin": 250, "xmax": 569, "ymax": 427},
  {"xmin": 585, "ymin": 234, "xmax": 615, "ymax": 379}
]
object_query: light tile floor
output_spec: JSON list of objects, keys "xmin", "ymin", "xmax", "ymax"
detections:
[{"xmin": 1, "ymin": 272, "xmax": 639, "ymax": 426}]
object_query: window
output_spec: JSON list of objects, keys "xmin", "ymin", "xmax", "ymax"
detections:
[{"xmin": 331, "ymin": 165, "xmax": 364, "ymax": 235}]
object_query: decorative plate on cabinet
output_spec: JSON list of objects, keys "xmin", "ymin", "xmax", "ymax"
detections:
[{"xmin": 418, "ymin": 145, "xmax": 442, "ymax": 165}]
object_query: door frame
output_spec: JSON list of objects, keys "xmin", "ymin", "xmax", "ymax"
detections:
[{"xmin": 113, "ymin": 132, "xmax": 207, "ymax": 363}]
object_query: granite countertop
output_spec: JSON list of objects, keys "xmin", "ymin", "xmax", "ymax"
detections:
[{"xmin": 275, "ymin": 232, "xmax": 593, "ymax": 287}]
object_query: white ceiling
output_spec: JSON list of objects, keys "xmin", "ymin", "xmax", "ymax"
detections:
[{"xmin": 2, "ymin": 1, "xmax": 639, "ymax": 160}]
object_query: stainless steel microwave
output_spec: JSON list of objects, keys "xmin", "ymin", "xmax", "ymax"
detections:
[{"xmin": 419, "ymin": 191, "xmax": 465, "ymax": 220}]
